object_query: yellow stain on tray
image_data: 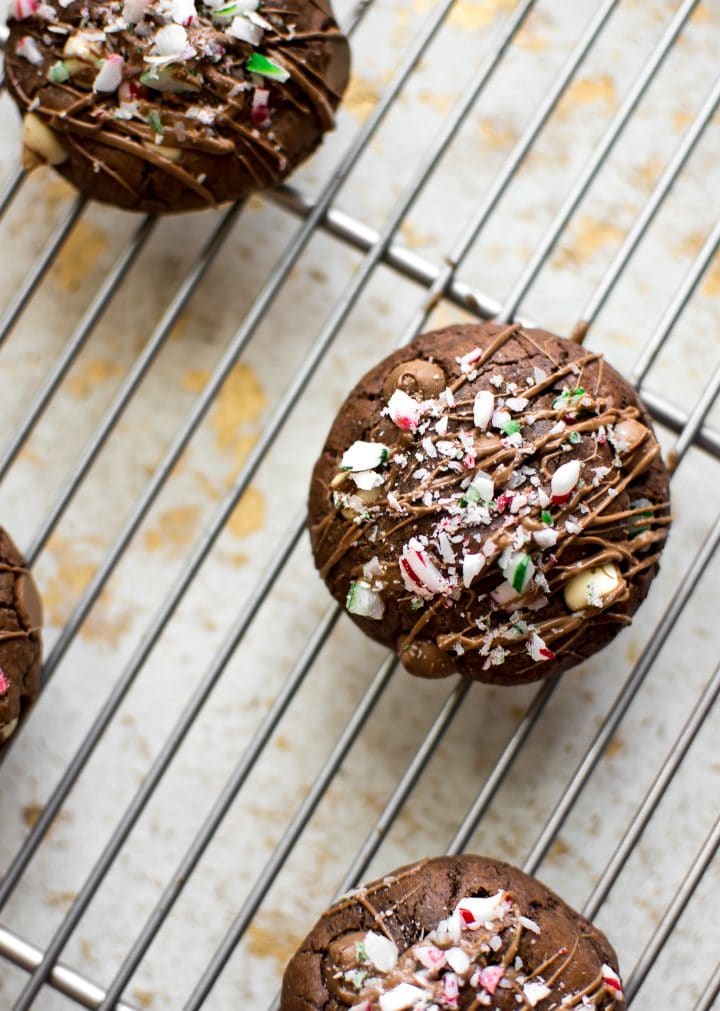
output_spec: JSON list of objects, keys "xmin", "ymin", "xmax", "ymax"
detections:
[
  {"xmin": 632, "ymin": 154, "xmax": 664, "ymax": 191},
  {"xmin": 228, "ymin": 486, "xmax": 266, "ymax": 539},
  {"xmin": 50, "ymin": 220, "xmax": 109, "ymax": 293},
  {"xmin": 246, "ymin": 917, "xmax": 303, "ymax": 968},
  {"xmin": 81, "ymin": 590, "xmax": 134, "ymax": 646},
  {"xmin": 558, "ymin": 74, "xmax": 617, "ymax": 116},
  {"xmin": 343, "ymin": 73, "xmax": 381, "ymax": 124},
  {"xmin": 449, "ymin": 0, "xmax": 516, "ymax": 31},
  {"xmin": 401, "ymin": 221, "xmax": 436, "ymax": 249},
  {"xmin": 478, "ymin": 116, "xmax": 518, "ymax": 149},
  {"xmin": 701, "ymin": 256, "xmax": 720, "ymax": 298},
  {"xmin": 69, "ymin": 359, "xmax": 122, "ymax": 399},
  {"xmin": 551, "ymin": 214, "xmax": 624, "ymax": 268},
  {"xmin": 211, "ymin": 361, "xmax": 267, "ymax": 451},
  {"xmin": 144, "ymin": 504, "xmax": 202, "ymax": 555},
  {"xmin": 42, "ymin": 535, "xmax": 97, "ymax": 626},
  {"xmin": 418, "ymin": 90, "xmax": 456, "ymax": 115},
  {"xmin": 691, "ymin": 2, "xmax": 712, "ymax": 22},
  {"xmin": 182, "ymin": 367, "xmax": 211, "ymax": 393}
]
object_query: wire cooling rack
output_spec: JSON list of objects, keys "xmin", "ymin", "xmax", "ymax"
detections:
[{"xmin": 0, "ymin": 0, "xmax": 719, "ymax": 1007}]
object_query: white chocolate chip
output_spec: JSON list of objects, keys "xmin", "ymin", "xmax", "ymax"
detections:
[
  {"xmin": 0, "ymin": 718, "xmax": 19, "ymax": 742},
  {"xmin": 22, "ymin": 113, "xmax": 68, "ymax": 168},
  {"xmin": 564, "ymin": 562, "xmax": 621, "ymax": 612}
]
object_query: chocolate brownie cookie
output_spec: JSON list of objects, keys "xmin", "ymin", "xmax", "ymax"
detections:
[
  {"xmin": 309, "ymin": 322, "xmax": 670, "ymax": 685},
  {"xmin": 282, "ymin": 855, "xmax": 625, "ymax": 1010},
  {"xmin": 5, "ymin": 0, "xmax": 349, "ymax": 213},
  {"xmin": 0, "ymin": 528, "xmax": 43, "ymax": 750}
]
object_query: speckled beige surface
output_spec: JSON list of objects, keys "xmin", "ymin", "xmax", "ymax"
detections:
[{"xmin": 0, "ymin": 0, "xmax": 719, "ymax": 1008}]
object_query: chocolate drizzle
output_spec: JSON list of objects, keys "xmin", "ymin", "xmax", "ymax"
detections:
[
  {"xmin": 308, "ymin": 323, "xmax": 671, "ymax": 686},
  {"xmin": 6, "ymin": 0, "xmax": 350, "ymax": 213}
]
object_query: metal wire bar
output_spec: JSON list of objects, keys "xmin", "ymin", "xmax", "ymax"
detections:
[
  {"xmin": 583, "ymin": 663, "xmax": 720, "ymax": 921},
  {"xmin": 25, "ymin": 201, "xmax": 243, "ymax": 569},
  {"xmin": 0, "ymin": 195, "xmax": 85, "ymax": 349},
  {"xmin": 398, "ymin": 0, "xmax": 623, "ymax": 346},
  {"xmin": 10, "ymin": 6, "xmax": 537, "ymax": 1001},
  {"xmin": 693, "ymin": 961, "xmax": 720, "ymax": 1011},
  {"xmin": 0, "ymin": 215, "xmax": 156, "ymax": 481},
  {"xmin": 625, "ymin": 813, "xmax": 720, "ymax": 1003},
  {"xmin": 95, "ymin": 598, "xmax": 341, "ymax": 1009},
  {"xmin": 446, "ymin": 677, "xmax": 559, "ymax": 855},
  {"xmin": 0, "ymin": 925, "xmax": 136, "ymax": 1011},
  {"xmin": 183, "ymin": 655, "xmax": 398, "ymax": 1011},
  {"xmin": 579, "ymin": 72, "xmax": 720, "ymax": 329},
  {"xmin": 0, "ymin": 166, "xmax": 24, "ymax": 220},
  {"xmin": 522, "ymin": 511, "xmax": 720, "ymax": 878},
  {"xmin": 631, "ymin": 215, "xmax": 720, "ymax": 386},
  {"xmin": 496, "ymin": 0, "xmax": 700, "ymax": 323},
  {"xmin": 1, "ymin": 507, "xmax": 304, "ymax": 1004}
]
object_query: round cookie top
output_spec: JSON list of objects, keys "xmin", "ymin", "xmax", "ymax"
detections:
[
  {"xmin": 281, "ymin": 855, "xmax": 624, "ymax": 1010},
  {"xmin": 5, "ymin": 0, "xmax": 349, "ymax": 212},
  {"xmin": 0, "ymin": 528, "xmax": 43, "ymax": 748},
  {"xmin": 308, "ymin": 323, "xmax": 670, "ymax": 685}
]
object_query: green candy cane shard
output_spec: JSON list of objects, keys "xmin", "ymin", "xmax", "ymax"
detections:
[{"xmin": 246, "ymin": 52, "xmax": 290, "ymax": 83}]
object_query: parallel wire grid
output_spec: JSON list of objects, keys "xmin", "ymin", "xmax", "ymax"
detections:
[{"xmin": 0, "ymin": 0, "xmax": 719, "ymax": 1007}]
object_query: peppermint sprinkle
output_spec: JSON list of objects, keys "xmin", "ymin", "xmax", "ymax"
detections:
[
  {"xmin": 0, "ymin": 670, "xmax": 9, "ymax": 696},
  {"xmin": 246, "ymin": 52, "xmax": 290, "ymax": 82},
  {"xmin": 17, "ymin": 35, "xmax": 44, "ymax": 64},
  {"xmin": 387, "ymin": 388, "xmax": 424, "ymax": 432},
  {"xmin": 473, "ymin": 390, "xmax": 494, "ymax": 431}
]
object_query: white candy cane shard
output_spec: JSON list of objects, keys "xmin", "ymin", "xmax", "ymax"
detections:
[
  {"xmin": 363, "ymin": 931, "xmax": 398, "ymax": 971},
  {"xmin": 400, "ymin": 539, "xmax": 448, "ymax": 598},
  {"xmin": 462, "ymin": 553, "xmax": 484, "ymax": 588},
  {"xmin": 473, "ymin": 390, "xmax": 495, "ymax": 430},
  {"xmin": 414, "ymin": 944, "xmax": 447, "ymax": 970},
  {"xmin": 551, "ymin": 459, "xmax": 581, "ymax": 503},
  {"xmin": 601, "ymin": 964, "xmax": 624, "ymax": 998},
  {"xmin": 10, "ymin": 0, "xmax": 38, "ymax": 18},
  {"xmin": 523, "ymin": 981, "xmax": 552, "ymax": 1006},
  {"xmin": 533, "ymin": 527, "xmax": 557, "ymax": 549},
  {"xmin": 469, "ymin": 471, "xmax": 494, "ymax": 502},
  {"xmin": 228, "ymin": 14, "xmax": 263, "ymax": 43},
  {"xmin": 445, "ymin": 947, "xmax": 471, "ymax": 974},
  {"xmin": 455, "ymin": 892, "xmax": 508, "ymax": 928},
  {"xmin": 387, "ymin": 388, "xmax": 424, "ymax": 431},
  {"xmin": 340, "ymin": 441, "xmax": 388, "ymax": 472},
  {"xmin": 378, "ymin": 983, "xmax": 427, "ymax": 1010},
  {"xmin": 527, "ymin": 632, "xmax": 555, "ymax": 662},
  {"xmin": 123, "ymin": 0, "xmax": 149, "ymax": 21},
  {"xmin": 505, "ymin": 396, "xmax": 529, "ymax": 411},
  {"xmin": 16, "ymin": 35, "xmax": 44, "ymax": 63},
  {"xmin": 171, "ymin": 0, "xmax": 195, "ymax": 22},
  {"xmin": 93, "ymin": 54, "xmax": 124, "ymax": 92},
  {"xmin": 346, "ymin": 581, "xmax": 384, "ymax": 620}
]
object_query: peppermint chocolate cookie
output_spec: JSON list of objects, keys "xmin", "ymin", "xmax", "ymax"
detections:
[
  {"xmin": 281, "ymin": 855, "xmax": 625, "ymax": 1010},
  {"xmin": 0, "ymin": 528, "xmax": 43, "ymax": 750},
  {"xmin": 5, "ymin": 0, "xmax": 349, "ymax": 213},
  {"xmin": 308, "ymin": 322, "xmax": 670, "ymax": 685}
]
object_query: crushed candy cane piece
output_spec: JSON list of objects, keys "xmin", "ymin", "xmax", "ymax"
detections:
[
  {"xmin": 171, "ymin": 0, "xmax": 196, "ymax": 23},
  {"xmin": 523, "ymin": 981, "xmax": 552, "ymax": 1006},
  {"xmin": 473, "ymin": 390, "xmax": 494, "ymax": 431},
  {"xmin": 550, "ymin": 459, "xmax": 581, "ymax": 504},
  {"xmin": 246, "ymin": 51, "xmax": 290, "ymax": 82},
  {"xmin": 462, "ymin": 552, "xmax": 484, "ymax": 588},
  {"xmin": 519, "ymin": 915, "xmax": 540, "ymax": 934},
  {"xmin": 601, "ymin": 964, "xmax": 624, "ymax": 997},
  {"xmin": 341, "ymin": 441, "xmax": 389, "ymax": 472},
  {"xmin": 378, "ymin": 983, "xmax": 426, "ymax": 1010},
  {"xmin": 346, "ymin": 581, "xmax": 384, "ymax": 620},
  {"xmin": 229, "ymin": 13, "xmax": 264, "ymax": 44},
  {"xmin": 527, "ymin": 632, "xmax": 556, "ymax": 662},
  {"xmin": 0, "ymin": 670, "xmax": 9, "ymax": 695},
  {"xmin": 414, "ymin": 945, "xmax": 446, "ymax": 970},
  {"xmin": 478, "ymin": 965, "xmax": 504, "ymax": 994},
  {"xmin": 123, "ymin": 0, "xmax": 149, "ymax": 22},
  {"xmin": 442, "ymin": 972, "xmax": 459, "ymax": 1005},
  {"xmin": 533, "ymin": 528, "xmax": 557, "ymax": 549},
  {"xmin": 363, "ymin": 931, "xmax": 398, "ymax": 971},
  {"xmin": 400, "ymin": 539, "xmax": 449, "ymax": 598},
  {"xmin": 387, "ymin": 389, "xmax": 424, "ymax": 432},
  {"xmin": 94, "ymin": 54, "xmax": 124, "ymax": 93},
  {"xmin": 9, "ymin": 0, "xmax": 38, "ymax": 18},
  {"xmin": 455, "ymin": 892, "xmax": 508, "ymax": 928},
  {"xmin": 445, "ymin": 947, "xmax": 470, "ymax": 974},
  {"xmin": 16, "ymin": 35, "xmax": 44, "ymax": 64}
]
